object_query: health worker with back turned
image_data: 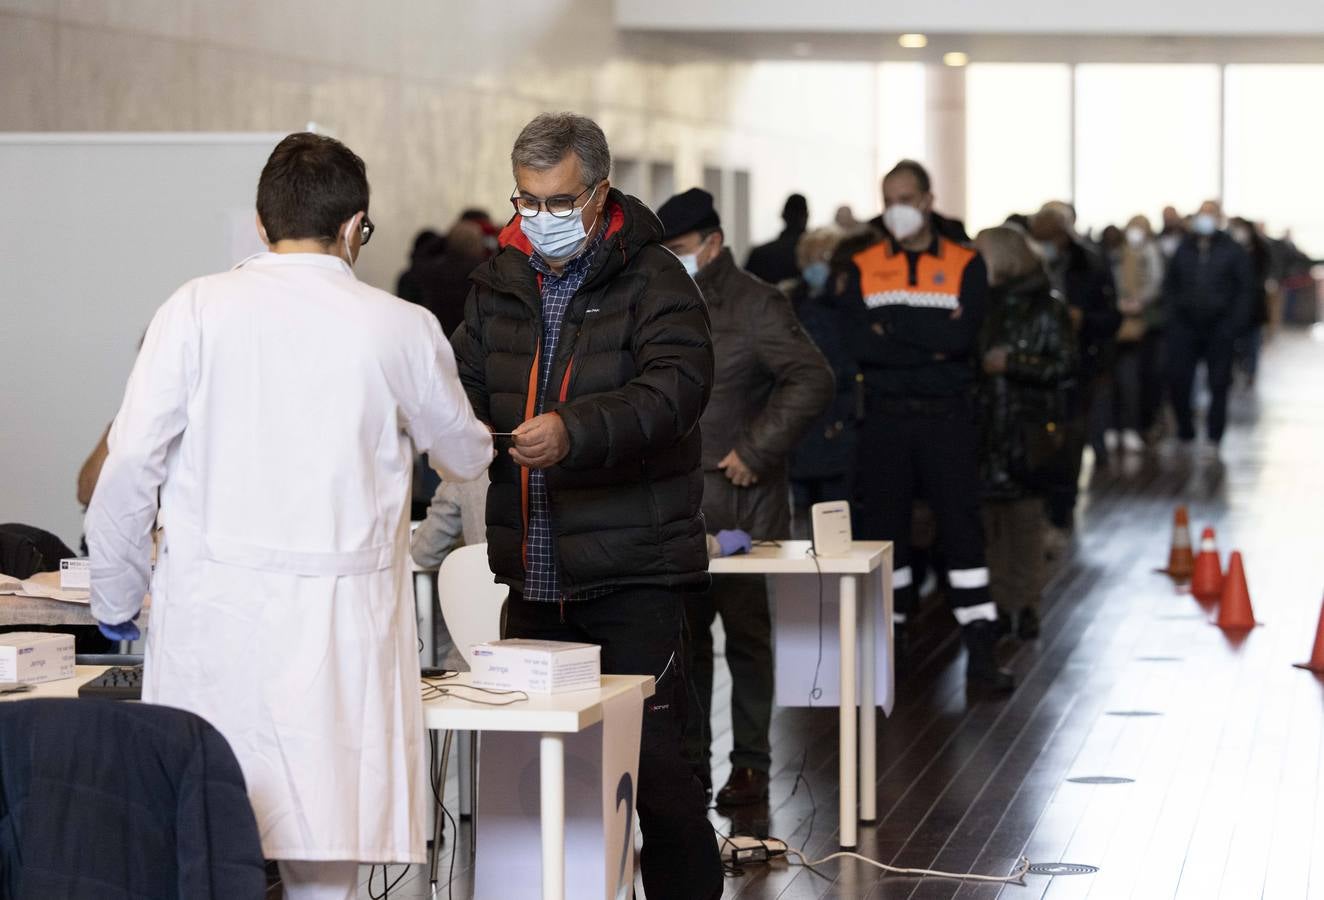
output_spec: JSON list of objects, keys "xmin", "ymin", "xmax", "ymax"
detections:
[
  {"xmin": 839, "ymin": 159, "xmax": 1014, "ymax": 695},
  {"xmin": 86, "ymin": 133, "xmax": 493, "ymax": 900}
]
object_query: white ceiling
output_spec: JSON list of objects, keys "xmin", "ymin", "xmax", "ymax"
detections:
[
  {"xmin": 615, "ymin": 0, "xmax": 1324, "ymax": 64},
  {"xmin": 621, "ymin": 29, "xmax": 1324, "ymax": 65}
]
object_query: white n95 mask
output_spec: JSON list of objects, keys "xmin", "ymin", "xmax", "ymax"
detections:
[{"xmin": 883, "ymin": 204, "xmax": 925, "ymax": 242}]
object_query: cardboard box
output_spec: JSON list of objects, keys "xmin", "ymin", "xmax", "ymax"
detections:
[
  {"xmin": 469, "ymin": 639, "xmax": 601, "ymax": 694},
  {"xmin": 59, "ymin": 558, "xmax": 90, "ymax": 590},
  {"xmin": 0, "ymin": 632, "xmax": 75, "ymax": 685}
]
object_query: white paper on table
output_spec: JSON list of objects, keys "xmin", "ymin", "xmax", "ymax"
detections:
[{"xmin": 0, "ymin": 571, "xmax": 91, "ymax": 604}]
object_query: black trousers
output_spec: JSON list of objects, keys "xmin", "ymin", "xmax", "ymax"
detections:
[
  {"xmin": 854, "ymin": 399, "xmax": 993, "ymax": 622},
  {"xmin": 683, "ymin": 574, "xmax": 773, "ymax": 780},
  {"xmin": 1167, "ymin": 325, "xmax": 1235, "ymax": 442},
  {"xmin": 505, "ymin": 589, "xmax": 724, "ymax": 900}
]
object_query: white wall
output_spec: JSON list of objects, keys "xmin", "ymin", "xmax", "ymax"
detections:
[
  {"xmin": 0, "ymin": 0, "xmax": 881, "ymax": 288},
  {"xmin": 0, "ymin": 0, "xmax": 883, "ymax": 542}
]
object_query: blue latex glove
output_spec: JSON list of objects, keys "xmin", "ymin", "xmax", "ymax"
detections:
[
  {"xmin": 97, "ymin": 618, "xmax": 141, "ymax": 642},
  {"xmin": 715, "ymin": 529, "xmax": 753, "ymax": 557}
]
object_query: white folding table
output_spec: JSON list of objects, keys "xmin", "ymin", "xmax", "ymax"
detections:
[
  {"xmin": 422, "ymin": 673, "xmax": 654, "ymax": 900},
  {"xmin": 708, "ymin": 539, "xmax": 893, "ymax": 849},
  {"xmin": 0, "ymin": 664, "xmax": 109, "ymax": 701}
]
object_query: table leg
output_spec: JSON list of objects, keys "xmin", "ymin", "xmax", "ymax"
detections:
[
  {"xmin": 540, "ymin": 732, "xmax": 566, "ymax": 900},
  {"xmin": 414, "ymin": 571, "xmax": 435, "ymax": 666},
  {"xmin": 860, "ymin": 572, "xmax": 877, "ymax": 824},
  {"xmin": 838, "ymin": 574, "xmax": 857, "ymax": 850}
]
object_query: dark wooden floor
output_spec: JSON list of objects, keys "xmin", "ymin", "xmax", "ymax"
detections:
[{"xmin": 354, "ymin": 330, "xmax": 1324, "ymax": 899}]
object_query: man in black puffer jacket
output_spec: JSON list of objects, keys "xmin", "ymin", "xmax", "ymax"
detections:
[
  {"xmin": 451, "ymin": 112, "xmax": 722, "ymax": 900},
  {"xmin": 1163, "ymin": 200, "xmax": 1253, "ymax": 457}
]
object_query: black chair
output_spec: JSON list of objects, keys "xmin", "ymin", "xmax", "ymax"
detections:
[{"xmin": 0, "ymin": 698, "xmax": 266, "ymax": 899}]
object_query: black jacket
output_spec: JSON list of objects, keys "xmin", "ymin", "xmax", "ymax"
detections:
[
  {"xmin": 977, "ymin": 272, "xmax": 1079, "ymax": 501},
  {"xmin": 695, "ymin": 250, "xmax": 833, "ymax": 538},
  {"xmin": 401, "ymin": 249, "xmax": 486, "ymax": 337},
  {"xmin": 452, "ymin": 191, "xmax": 714, "ymax": 595},
  {"xmin": 1162, "ymin": 232, "xmax": 1253, "ymax": 337},
  {"xmin": 788, "ymin": 279, "xmax": 860, "ymax": 482},
  {"xmin": 0, "ymin": 698, "xmax": 265, "ymax": 899},
  {"xmin": 839, "ymin": 234, "xmax": 990, "ymax": 400},
  {"xmin": 1051, "ymin": 240, "xmax": 1120, "ymax": 383},
  {"xmin": 744, "ymin": 227, "xmax": 805, "ymax": 285}
]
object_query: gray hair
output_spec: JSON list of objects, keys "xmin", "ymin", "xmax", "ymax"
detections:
[{"xmin": 511, "ymin": 112, "xmax": 612, "ymax": 186}]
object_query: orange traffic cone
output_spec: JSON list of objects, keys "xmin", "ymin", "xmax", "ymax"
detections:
[
  {"xmin": 1190, "ymin": 527, "xmax": 1224, "ymax": 604},
  {"xmin": 1215, "ymin": 551, "xmax": 1257, "ymax": 630},
  {"xmin": 1161, "ymin": 506, "xmax": 1194, "ymax": 581},
  {"xmin": 1293, "ymin": 593, "xmax": 1324, "ymax": 673}
]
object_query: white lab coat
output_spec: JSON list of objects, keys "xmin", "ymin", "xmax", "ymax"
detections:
[{"xmin": 85, "ymin": 252, "xmax": 492, "ymax": 863}]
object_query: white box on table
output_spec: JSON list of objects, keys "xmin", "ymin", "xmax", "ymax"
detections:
[
  {"xmin": 0, "ymin": 632, "xmax": 75, "ymax": 684},
  {"xmin": 60, "ymin": 558, "xmax": 90, "ymax": 589},
  {"xmin": 468, "ymin": 639, "xmax": 601, "ymax": 694}
]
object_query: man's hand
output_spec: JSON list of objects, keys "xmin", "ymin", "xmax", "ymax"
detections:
[
  {"xmin": 510, "ymin": 413, "xmax": 569, "ymax": 469},
  {"xmin": 718, "ymin": 450, "xmax": 758, "ymax": 487},
  {"xmin": 982, "ymin": 345, "xmax": 1009, "ymax": 375}
]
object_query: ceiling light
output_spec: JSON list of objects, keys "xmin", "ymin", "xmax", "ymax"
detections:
[
  {"xmin": 943, "ymin": 51, "xmax": 969, "ymax": 67},
  {"xmin": 898, "ymin": 33, "xmax": 928, "ymax": 49}
]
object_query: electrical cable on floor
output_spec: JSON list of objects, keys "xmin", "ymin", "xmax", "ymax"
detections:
[
  {"xmin": 786, "ymin": 546, "xmax": 826, "ymax": 852},
  {"xmin": 716, "ymin": 548, "xmax": 1031, "ymax": 888},
  {"xmin": 367, "ymin": 862, "xmax": 408, "ymax": 899},
  {"xmin": 428, "ymin": 730, "xmax": 459, "ymax": 900},
  {"xmin": 785, "ymin": 849, "xmax": 1032, "ymax": 885}
]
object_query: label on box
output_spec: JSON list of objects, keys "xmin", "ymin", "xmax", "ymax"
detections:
[
  {"xmin": 469, "ymin": 639, "xmax": 601, "ymax": 694},
  {"xmin": 0, "ymin": 632, "xmax": 76, "ymax": 684},
  {"xmin": 60, "ymin": 558, "xmax": 90, "ymax": 590}
]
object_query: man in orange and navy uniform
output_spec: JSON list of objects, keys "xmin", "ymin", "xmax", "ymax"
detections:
[{"xmin": 839, "ymin": 159, "xmax": 1014, "ymax": 694}]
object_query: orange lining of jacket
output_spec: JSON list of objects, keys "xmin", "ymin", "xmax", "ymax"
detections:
[{"xmin": 853, "ymin": 237, "xmax": 974, "ymax": 303}]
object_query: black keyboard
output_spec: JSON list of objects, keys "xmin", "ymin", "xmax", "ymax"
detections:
[{"xmin": 78, "ymin": 665, "xmax": 143, "ymax": 701}]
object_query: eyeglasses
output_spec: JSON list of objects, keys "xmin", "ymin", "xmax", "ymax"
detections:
[
  {"xmin": 510, "ymin": 184, "xmax": 597, "ymax": 219},
  {"xmin": 359, "ymin": 216, "xmax": 375, "ymax": 246}
]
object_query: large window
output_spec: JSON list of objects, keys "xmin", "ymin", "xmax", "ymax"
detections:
[
  {"xmin": 1073, "ymin": 64, "xmax": 1221, "ymax": 235},
  {"xmin": 1225, "ymin": 66, "xmax": 1324, "ymax": 258},
  {"xmin": 966, "ymin": 64, "xmax": 1073, "ymax": 234},
  {"xmin": 875, "ymin": 62, "xmax": 927, "ymax": 192}
]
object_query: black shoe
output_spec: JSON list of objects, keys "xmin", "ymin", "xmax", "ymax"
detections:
[
  {"xmin": 996, "ymin": 606, "xmax": 1015, "ymax": 640},
  {"xmin": 715, "ymin": 766, "xmax": 770, "ymax": 807},
  {"xmin": 962, "ymin": 620, "xmax": 1015, "ymax": 694},
  {"xmin": 1017, "ymin": 606, "xmax": 1041, "ymax": 641}
]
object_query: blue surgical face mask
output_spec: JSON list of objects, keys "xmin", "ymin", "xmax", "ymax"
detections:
[
  {"xmin": 802, "ymin": 261, "xmax": 830, "ymax": 293},
  {"xmin": 521, "ymin": 186, "xmax": 600, "ymax": 262},
  {"xmin": 676, "ymin": 252, "xmax": 700, "ymax": 277},
  {"xmin": 1192, "ymin": 213, "xmax": 1218, "ymax": 236}
]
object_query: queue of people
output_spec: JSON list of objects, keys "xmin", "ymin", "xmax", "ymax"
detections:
[{"xmin": 76, "ymin": 107, "xmax": 1289, "ymax": 899}]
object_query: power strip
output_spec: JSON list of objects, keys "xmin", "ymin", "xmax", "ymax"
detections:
[{"xmin": 716, "ymin": 834, "xmax": 788, "ymax": 865}]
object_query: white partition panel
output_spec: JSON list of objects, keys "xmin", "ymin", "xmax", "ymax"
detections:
[{"xmin": 0, "ymin": 133, "xmax": 286, "ymax": 549}]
